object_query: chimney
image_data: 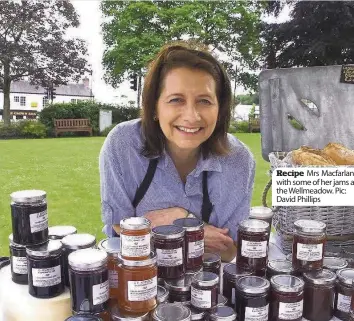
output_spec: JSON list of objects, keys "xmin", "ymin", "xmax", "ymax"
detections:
[{"xmin": 83, "ymin": 77, "xmax": 90, "ymax": 88}]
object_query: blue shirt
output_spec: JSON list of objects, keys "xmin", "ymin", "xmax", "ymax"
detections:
[{"xmin": 99, "ymin": 119, "xmax": 255, "ymax": 241}]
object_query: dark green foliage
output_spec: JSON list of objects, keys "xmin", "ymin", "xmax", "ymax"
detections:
[{"xmin": 0, "ymin": 120, "xmax": 46, "ymax": 139}]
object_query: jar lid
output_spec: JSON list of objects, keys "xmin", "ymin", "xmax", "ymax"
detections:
[
  {"xmin": 173, "ymin": 218, "xmax": 204, "ymax": 232},
  {"xmin": 164, "ymin": 273, "xmax": 194, "ymax": 292},
  {"xmin": 65, "ymin": 316, "xmax": 102, "ymax": 321},
  {"xmin": 223, "ymin": 263, "xmax": 253, "ymax": 281},
  {"xmin": 10, "ymin": 189, "xmax": 46, "ymax": 203},
  {"xmin": 69, "ymin": 248, "xmax": 107, "ymax": 271},
  {"xmin": 61, "ymin": 233, "xmax": 96, "ymax": 250},
  {"xmin": 111, "ymin": 305, "xmax": 150, "ymax": 321},
  {"xmin": 203, "ymin": 253, "xmax": 221, "ymax": 267},
  {"xmin": 152, "ymin": 303, "xmax": 191, "ymax": 321},
  {"xmin": 239, "ymin": 219, "xmax": 269, "ymax": 233},
  {"xmin": 267, "ymin": 259, "xmax": 293, "ymax": 274},
  {"xmin": 189, "ymin": 305, "xmax": 206, "ymax": 321},
  {"xmin": 120, "ymin": 217, "xmax": 151, "ymax": 231},
  {"xmin": 236, "ymin": 276, "xmax": 270, "ymax": 295},
  {"xmin": 98, "ymin": 237, "xmax": 120, "ymax": 255},
  {"xmin": 48, "ymin": 225, "xmax": 77, "ymax": 240},
  {"xmin": 192, "ymin": 271, "xmax": 219, "ymax": 288},
  {"xmin": 157, "ymin": 285, "xmax": 169, "ymax": 303},
  {"xmin": 209, "ymin": 307, "xmax": 236, "ymax": 321},
  {"xmin": 152, "ymin": 225, "xmax": 185, "ymax": 240},
  {"xmin": 217, "ymin": 293, "xmax": 228, "ymax": 306},
  {"xmin": 271, "ymin": 275, "xmax": 304, "ymax": 293},
  {"xmin": 336, "ymin": 268, "xmax": 354, "ymax": 286},
  {"xmin": 118, "ymin": 252, "xmax": 156, "ymax": 267},
  {"xmin": 294, "ymin": 219, "xmax": 326, "ymax": 234},
  {"xmin": 8, "ymin": 234, "xmax": 26, "ymax": 248},
  {"xmin": 249, "ymin": 206, "xmax": 273, "ymax": 220},
  {"xmin": 26, "ymin": 240, "xmax": 62, "ymax": 257},
  {"xmin": 323, "ymin": 257, "xmax": 348, "ymax": 272},
  {"xmin": 303, "ymin": 269, "xmax": 336, "ymax": 285}
]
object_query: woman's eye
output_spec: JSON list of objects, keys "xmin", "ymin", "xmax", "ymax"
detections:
[
  {"xmin": 200, "ymin": 99, "xmax": 211, "ymax": 105},
  {"xmin": 169, "ymin": 98, "xmax": 183, "ymax": 103}
]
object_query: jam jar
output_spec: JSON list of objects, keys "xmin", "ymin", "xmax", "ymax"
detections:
[
  {"xmin": 164, "ymin": 273, "xmax": 195, "ymax": 304},
  {"xmin": 187, "ymin": 304, "xmax": 206, "ymax": 321},
  {"xmin": 237, "ymin": 219, "xmax": 270, "ymax": 276},
  {"xmin": 209, "ymin": 306, "xmax": 237, "ymax": 321},
  {"xmin": 269, "ymin": 275, "xmax": 304, "ymax": 321},
  {"xmin": 173, "ymin": 218, "xmax": 204, "ymax": 272},
  {"xmin": 120, "ymin": 217, "xmax": 151, "ymax": 260},
  {"xmin": 48, "ymin": 225, "xmax": 77, "ymax": 240},
  {"xmin": 65, "ymin": 316, "xmax": 103, "ymax": 321},
  {"xmin": 26, "ymin": 240, "xmax": 64, "ymax": 298},
  {"xmin": 117, "ymin": 252, "xmax": 157, "ymax": 313},
  {"xmin": 217, "ymin": 293, "xmax": 228, "ymax": 306},
  {"xmin": 98, "ymin": 237, "xmax": 120, "ymax": 299},
  {"xmin": 292, "ymin": 219, "xmax": 326, "ymax": 273},
  {"xmin": 152, "ymin": 225, "xmax": 185, "ymax": 279},
  {"xmin": 10, "ymin": 189, "xmax": 48, "ymax": 245},
  {"xmin": 9, "ymin": 233, "xmax": 28, "ymax": 284},
  {"xmin": 266, "ymin": 259, "xmax": 293, "ymax": 280},
  {"xmin": 152, "ymin": 303, "xmax": 191, "ymax": 321},
  {"xmin": 110, "ymin": 304, "xmax": 150, "ymax": 321},
  {"xmin": 343, "ymin": 248, "xmax": 354, "ymax": 268},
  {"xmin": 68, "ymin": 248, "xmax": 109, "ymax": 314},
  {"xmin": 303, "ymin": 269, "xmax": 336, "ymax": 321},
  {"xmin": 334, "ymin": 268, "xmax": 354, "ymax": 320},
  {"xmin": 249, "ymin": 206, "xmax": 274, "ymax": 227},
  {"xmin": 157, "ymin": 285, "xmax": 169, "ymax": 304},
  {"xmin": 323, "ymin": 256, "xmax": 348, "ymax": 273},
  {"xmin": 191, "ymin": 271, "xmax": 219, "ymax": 311},
  {"xmin": 203, "ymin": 253, "xmax": 221, "ymax": 276},
  {"xmin": 235, "ymin": 276, "xmax": 270, "ymax": 321}
]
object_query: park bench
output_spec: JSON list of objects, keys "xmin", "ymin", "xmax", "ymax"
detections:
[
  {"xmin": 54, "ymin": 118, "xmax": 92, "ymax": 137},
  {"xmin": 248, "ymin": 115, "xmax": 260, "ymax": 133}
]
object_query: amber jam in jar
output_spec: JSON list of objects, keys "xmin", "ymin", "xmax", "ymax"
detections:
[
  {"xmin": 110, "ymin": 304, "xmax": 150, "ymax": 321},
  {"xmin": 98, "ymin": 237, "xmax": 120, "ymax": 300},
  {"xmin": 117, "ymin": 252, "xmax": 157, "ymax": 313},
  {"xmin": 266, "ymin": 260, "xmax": 293, "ymax": 280},
  {"xmin": 209, "ymin": 306, "xmax": 237, "ymax": 321},
  {"xmin": 334, "ymin": 268, "xmax": 354, "ymax": 320},
  {"xmin": 48, "ymin": 225, "xmax": 77, "ymax": 240},
  {"xmin": 152, "ymin": 225, "xmax": 185, "ymax": 279},
  {"xmin": 235, "ymin": 276, "xmax": 270, "ymax": 321},
  {"xmin": 26, "ymin": 240, "xmax": 64, "ymax": 298},
  {"xmin": 303, "ymin": 269, "xmax": 336, "ymax": 321},
  {"xmin": 164, "ymin": 273, "xmax": 194, "ymax": 303},
  {"xmin": 203, "ymin": 253, "xmax": 221, "ymax": 276},
  {"xmin": 10, "ymin": 189, "xmax": 48, "ymax": 245},
  {"xmin": 191, "ymin": 271, "xmax": 219, "ymax": 311},
  {"xmin": 323, "ymin": 256, "xmax": 348, "ymax": 273},
  {"xmin": 173, "ymin": 218, "xmax": 204, "ymax": 272},
  {"xmin": 152, "ymin": 303, "xmax": 191, "ymax": 321},
  {"xmin": 237, "ymin": 219, "xmax": 270, "ymax": 276},
  {"xmin": 120, "ymin": 217, "xmax": 151, "ymax": 260},
  {"xmin": 9, "ymin": 233, "xmax": 28, "ymax": 284},
  {"xmin": 292, "ymin": 219, "xmax": 326, "ymax": 273}
]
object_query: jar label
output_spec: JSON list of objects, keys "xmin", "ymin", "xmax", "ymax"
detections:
[
  {"xmin": 32, "ymin": 265, "xmax": 61, "ymax": 287},
  {"xmin": 296, "ymin": 243, "xmax": 323, "ymax": 261},
  {"xmin": 12, "ymin": 256, "xmax": 28, "ymax": 275},
  {"xmin": 188, "ymin": 240, "xmax": 204, "ymax": 259},
  {"xmin": 156, "ymin": 248, "xmax": 183, "ymax": 266},
  {"xmin": 337, "ymin": 293, "xmax": 351, "ymax": 312},
  {"xmin": 128, "ymin": 276, "xmax": 157, "ymax": 301},
  {"xmin": 245, "ymin": 305, "xmax": 269, "ymax": 321},
  {"xmin": 241, "ymin": 240, "xmax": 267, "ymax": 258},
  {"xmin": 121, "ymin": 234, "xmax": 151, "ymax": 258},
  {"xmin": 279, "ymin": 300, "xmax": 303, "ymax": 320},
  {"xmin": 109, "ymin": 270, "xmax": 118, "ymax": 289},
  {"xmin": 92, "ymin": 280, "xmax": 109, "ymax": 305},
  {"xmin": 191, "ymin": 286, "xmax": 211, "ymax": 308},
  {"xmin": 29, "ymin": 210, "xmax": 48, "ymax": 233}
]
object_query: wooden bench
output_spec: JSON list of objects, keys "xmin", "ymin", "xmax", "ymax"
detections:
[
  {"xmin": 54, "ymin": 118, "xmax": 92, "ymax": 137},
  {"xmin": 248, "ymin": 115, "xmax": 260, "ymax": 133}
]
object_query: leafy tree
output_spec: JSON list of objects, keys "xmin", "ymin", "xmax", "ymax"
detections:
[{"xmin": 0, "ymin": 0, "xmax": 90, "ymax": 125}]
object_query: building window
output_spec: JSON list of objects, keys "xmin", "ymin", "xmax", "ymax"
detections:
[
  {"xmin": 71, "ymin": 99, "xmax": 77, "ymax": 103},
  {"xmin": 14, "ymin": 96, "xmax": 19, "ymax": 102},
  {"xmin": 20, "ymin": 96, "xmax": 26, "ymax": 107},
  {"xmin": 43, "ymin": 97, "xmax": 49, "ymax": 108}
]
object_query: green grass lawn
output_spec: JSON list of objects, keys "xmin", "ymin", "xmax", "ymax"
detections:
[{"xmin": 0, "ymin": 133, "xmax": 271, "ymax": 256}]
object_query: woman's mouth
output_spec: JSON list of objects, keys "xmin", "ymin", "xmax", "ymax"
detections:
[{"xmin": 175, "ymin": 126, "xmax": 203, "ymax": 134}]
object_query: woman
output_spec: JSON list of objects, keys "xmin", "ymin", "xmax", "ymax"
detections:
[{"xmin": 99, "ymin": 41, "xmax": 255, "ymax": 262}]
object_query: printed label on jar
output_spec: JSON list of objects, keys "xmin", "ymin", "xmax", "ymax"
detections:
[
  {"xmin": 12, "ymin": 256, "xmax": 28, "ymax": 275},
  {"xmin": 128, "ymin": 276, "xmax": 157, "ymax": 301},
  {"xmin": 296, "ymin": 243, "xmax": 323, "ymax": 261},
  {"xmin": 279, "ymin": 300, "xmax": 303, "ymax": 320},
  {"xmin": 109, "ymin": 270, "xmax": 118, "ymax": 289},
  {"xmin": 29, "ymin": 210, "xmax": 48, "ymax": 234},
  {"xmin": 191, "ymin": 287, "xmax": 211, "ymax": 308},
  {"xmin": 337, "ymin": 293, "xmax": 351, "ymax": 312},
  {"xmin": 188, "ymin": 240, "xmax": 204, "ymax": 259},
  {"xmin": 32, "ymin": 265, "xmax": 61, "ymax": 287},
  {"xmin": 121, "ymin": 234, "xmax": 151, "ymax": 258},
  {"xmin": 156, "ymin": 248, "xmax": 183, "ymax": 266},
  {"xmin": 245, "ymin": 305, "xmax": 269, "ymax": 321},
  {"xmin": 241, "ymin": 240, "xmax": 267, "ymax": 258},
  {"xmin": 92, "ymin": 280, "xmax": 109, "ymax": 305}
]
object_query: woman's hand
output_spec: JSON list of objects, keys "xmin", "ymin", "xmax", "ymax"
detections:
[{"xmin": 144, "ymin": 207, "xmax": 188, "ymax": 228}]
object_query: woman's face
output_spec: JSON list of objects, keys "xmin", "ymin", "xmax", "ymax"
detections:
[{"xmin": 156, "ymin": 67, "xmax": 219, "ymax": 155}]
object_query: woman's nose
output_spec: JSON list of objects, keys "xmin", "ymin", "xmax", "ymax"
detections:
[{"xmin": 183, "ymin": 103, "xmax": 201, "ymax": 121}]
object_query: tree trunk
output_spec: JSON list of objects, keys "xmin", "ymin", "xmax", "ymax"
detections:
[{"xmin": 3, "ymin": 62, "xmax": 11, "ymax": 126}]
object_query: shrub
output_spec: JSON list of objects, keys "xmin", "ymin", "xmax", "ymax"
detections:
[
  {"xmin": 229, "ymin": 120, "xmax": 249, "ymax": 133},
  {"xmin": 0, "ymin": 120, "xmax": 47, "ymax": 139},
  {"xmin": 101, "ymin": 123, "xmax": 118, "ymax": 137}
]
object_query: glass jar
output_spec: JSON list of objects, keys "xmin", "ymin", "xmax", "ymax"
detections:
[
  {"xmin": 98, "ymin": 237, "xmax": 120, "ymax": 300},
  {"xmin": 303, "ymin": 269, "xmax": 336, "ymax": 321},
  {"xmin": 26, "ymin": 240, "xmax": 64, "ymax": 298},
  {"xmin": 323, "ymin": 256, "xmax": 348, "ymax": 273},
  {"xmin": 217, "ymin": 293, "xmax": 228, "ymax": 306},
  {"xmin": 68, "ymin": 248, "xmax": 109, "ymax": 314},
  {"xmin": 173, "ymin": 218, "xmax": 204, "ymax": 272},
  {"xmin": 343, "ymin": 248, "xmax": 354, "ymax": 268},
  {"xmin": 187, "ymin": 304, "xmax": 206, "ymax": 321},
  {"xmin": 266, "ymin": 259, "xmax": 293, "ymax": 280},
  {"xmin": 152, "ymin": 303, "xmax": 191, "ymax": 321},
  {"xmin": 10, "ymin": 189, "xmax": 48, "ymax": 245},
  {"xmin": 65, "ymin": 316, "xmax": 103, "ymax": 321},
  {"xmin": 191, "ymin": 271, "xmax": 219, "ymax": 311},
  {"xmin": 292, "ymin": 219, "xmax": 326, "ymax": 273},
  {"xmin": 164, "ymin": 273, "xmax": 195, "ymax": 304},
  {"xmin": 209, "ymin": 306, "xmax": 237, "ymax": 321},
  {"xmin": 203, "ymin": 253, "xmax": 221, "ymax": 276},
  {"xmin": 9, "ymin": 233, "xmax": 28, "ymax": 284},
  {"xmin": 152, "ymin": 225, "xmax": 185, "ymax": 279},
  {"xmin": 235, "ymin": 276, "xmax": 270, "ymax": 321},
  {"xmin": 249, "ymin": 206, "xmax": 274, "ymax": 227},
  {"xmin": 110, "ymin": 304, "xmax": 150, "ymax": 321},
  {"xmin": 334, "ymin": 268, "xmax": 354, "ymax": 320},
  {"xmin": 48, "ymin": 225, "xmax": 77, "ymax": 240},
  {"xmin": 158, "ymin": 285, "xmax": 169, "ymax": 304},
  {"xmin": 117, "ymin": 252, "xmax": 157, "ymax": 313},
  {"xmin": 269, "ymin": 275, "xmax": 304, "ymax": 321},
  {"xmin": 286, "ymin": 253, "xmax": 292, "ymax": 262},
  {"xmin": 120, "ymin": 217, "xmax": 151, "ymax": 260}
]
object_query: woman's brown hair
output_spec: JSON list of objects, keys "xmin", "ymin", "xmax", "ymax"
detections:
[{"xmin": 141, "ymin": 40, "xmax": 232, "ymax": 158}]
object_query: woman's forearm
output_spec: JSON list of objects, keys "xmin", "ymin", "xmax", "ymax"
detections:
[{"xmin": 220, "ymin": 243, "xmax": 237, "ymax": 262}]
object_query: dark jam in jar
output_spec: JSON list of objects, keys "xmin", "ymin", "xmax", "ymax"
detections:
[
  {"xmin": 269, "ymin": 275, "xmax": 304, "ymax": 321},
  {"xmin": 209, "ymin": 306, "xmax": 237, "ymax": 321},
  {"xmin": 303, "ymin": 269, "xmax": 336, "ymax": 321},
  {"xmin": 65, "ymin": 316, "xmax": 103, "ymax": 321},
  {"xmin": 235, "ymin": 276, "xmax": 270, "ymax": 321},
  {"xmin": 323, "ymin": 256, "xmax": 348, "ymax": 273},
  {"xmin": 9, "ymin": 233, "xmax": 28, "ymax": 284},
  {"xmin": 191, "ymin": 271, "xmax": 219, "ymax": 311},
  {"xmin": 266, "ymin": 259, "xmax": 293, "ymax": 280},
  {"xmin": 152, "ymin": 225, "xmax": 185, "ymax": 279},
  {"xmin": 292, "ymin": 219, "xmax": 326, "ymax": 274},
  {"xmin": 26, "ymin": 240, "xmax": 64, "ymax": 298},
  {"xmin": 68, "ymin": 248, "xmax": 109, "ymax": 314},
  {"xmin": 48, "ymin": 225, "xmax": 77, "ymax": 240},
  {"xmin": 203, "ymin": 253, "xmax": 221, "ymax": 276},
  {"xmin": 334, "ymin": 268, "xmax": 354, "ymax": 320},
  {"xmin": 164, "ymin": 273, "xmax": 195, "ymax": 303},
  {"xmin": 173, "ymin": 218, "xmax": 204, "ymax": 272},
  {"xmin": 10, "ymin": 189, "xmax": 48, "ymax": 245}
]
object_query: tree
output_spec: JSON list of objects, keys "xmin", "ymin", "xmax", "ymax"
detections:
[{"xmin": 0, "ymin": 0, "xmax": 90, "ymax": 125}]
